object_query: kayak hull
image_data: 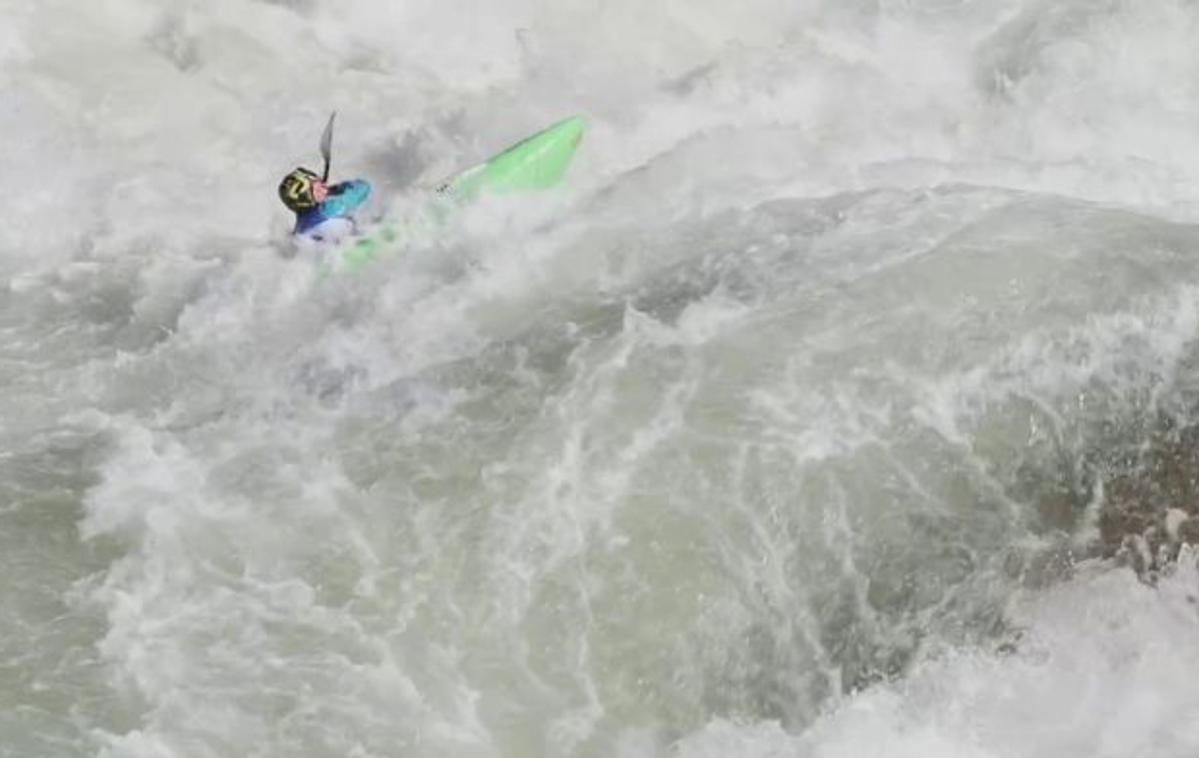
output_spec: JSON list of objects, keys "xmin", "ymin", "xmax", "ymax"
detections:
[
  {"xmin": 333, "ymin": 115, "xmax": 586, "ymax": 273},
  {"xmin": 444, "ymin": 115, "xmax": 587, "ymax": 199}
]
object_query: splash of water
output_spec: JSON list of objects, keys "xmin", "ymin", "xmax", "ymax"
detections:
[{"xmin": 6, "ymin": 1, "xmax": 1199, "ymax": 756}]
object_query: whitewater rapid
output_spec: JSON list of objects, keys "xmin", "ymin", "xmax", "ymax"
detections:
[{"xmin": 4, "ymin": 0, "xmax": 1199, "ymax": 756}]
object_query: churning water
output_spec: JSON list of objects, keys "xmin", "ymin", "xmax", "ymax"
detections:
[{"xmin": 4, "ymin": 0, "xmax": 1199, "ymax": 755}]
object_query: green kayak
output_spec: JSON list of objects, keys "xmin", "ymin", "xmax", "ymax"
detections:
[{"xmin": 335, "ymin": 115, "xmax": 586, "ymax": 272}]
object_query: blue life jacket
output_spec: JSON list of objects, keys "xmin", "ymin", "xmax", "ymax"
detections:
[{"xmin": 294, "ymin": 179, "xmax": 372, "ymax": 235}]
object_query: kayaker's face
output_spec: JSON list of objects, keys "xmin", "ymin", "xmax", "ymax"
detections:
[{"xmin": 312, "ymin": 181, "xmax": 329, "ymax": 203}]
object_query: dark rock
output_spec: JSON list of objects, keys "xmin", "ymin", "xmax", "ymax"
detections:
[{"xmin": 1070, "ymin": 413, "xmax": 1199, "ymax": 580}]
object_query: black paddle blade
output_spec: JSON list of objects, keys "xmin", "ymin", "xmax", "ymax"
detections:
[{"xmin": 319, "ymin": 111, "xmax": 336, "ymax": 182}]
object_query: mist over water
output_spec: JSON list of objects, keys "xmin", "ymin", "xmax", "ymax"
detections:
[{"xmin": 5, "ymin": 0, "xmax": 1199, "ymax": 756}]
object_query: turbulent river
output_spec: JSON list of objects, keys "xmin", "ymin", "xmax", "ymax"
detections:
[{"xmin": 4, "ymin": 1, "xmax": 1199, "ymax": 756}]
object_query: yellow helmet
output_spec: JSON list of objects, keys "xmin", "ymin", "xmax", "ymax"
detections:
[{"xmin": 278, "ymin": 167, "xmax": 320, "ymax": 212}]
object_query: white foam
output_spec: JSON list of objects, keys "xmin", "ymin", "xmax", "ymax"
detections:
[
  {"xmin": 678, "ymin": 557, "xmax": 1199, "ymax": 758},
  {"xmin": 11, "ymin": 1, "xmax": 1199, "ymax": 756}
]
